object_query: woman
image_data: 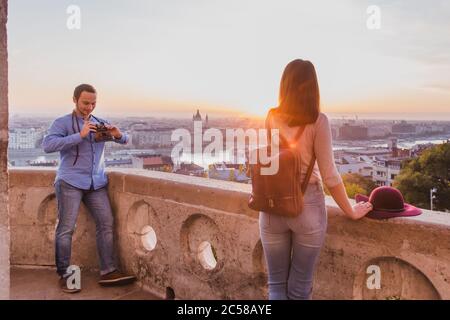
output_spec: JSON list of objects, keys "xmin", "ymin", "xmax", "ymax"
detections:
[{"xmin": 260, "ymin": 59, "xmax": 373, "ymax": 300}]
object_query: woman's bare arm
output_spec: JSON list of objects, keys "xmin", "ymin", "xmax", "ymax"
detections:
[
  {"xmin": 313, "ymin": 114, "xmax": 373, "ymax": 220},
  {"xmin": 328, "ymin": 182, "xmax": 373, "ymax": 220}
]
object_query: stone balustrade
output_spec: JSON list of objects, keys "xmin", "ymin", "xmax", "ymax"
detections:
[{"xmin": 8, "ymin": 168, "xmax": 450, "ymax": 299}]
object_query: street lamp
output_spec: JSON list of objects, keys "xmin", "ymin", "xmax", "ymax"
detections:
[{"xmin": 430, "ymin": 188, "xmax": 437, "ymax": 211}]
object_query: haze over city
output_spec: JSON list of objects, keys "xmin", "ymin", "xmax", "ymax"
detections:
[{"xmin": 7, "ymin": 0, "xmax": 450, "ymax": 119}]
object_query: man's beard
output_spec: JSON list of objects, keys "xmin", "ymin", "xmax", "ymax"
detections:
[{"xmin": 76, "ymin": 105, "xmax": 92, "ymax": 119}]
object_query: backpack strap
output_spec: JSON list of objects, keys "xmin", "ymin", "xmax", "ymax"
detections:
[
  {"xmin": 265, "ymin": 108, "xmax": 297, "ymax": 148},
  {"xmin": 265, "ymin": 109, "xmax": 306, "ymax": 148},
  {"xmin": 301, "ymin": 153, "xmax": 316, "ymax": 194},
  {"xmin": 265, "ymin": 109, "xmax": 288, "ymax": 147},
  {"xmin": 294, "ymin": 124, "xmax": 316, "ymax": 193},
  {"xmin": 265, "ymin": 109, "xmax": 316, "ymax": 194}
]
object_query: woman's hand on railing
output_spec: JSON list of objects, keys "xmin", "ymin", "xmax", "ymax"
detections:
[
  {"xmin": 350, "ymin": 201, "xmax": 373, "ymax": 220},
  {"xmin": 328, "ymin": 181, "xmax": 373, "ymax": 220}
]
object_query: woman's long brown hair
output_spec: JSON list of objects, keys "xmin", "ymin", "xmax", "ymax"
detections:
[{"xmin": 276, "ymin": 59, "xmax": 320, "ymax": 127}]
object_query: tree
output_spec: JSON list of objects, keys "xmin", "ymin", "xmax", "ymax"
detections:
[
  {"xmin": 345, "ymin": 183, "xmax": 366, "ymax": 199},
  {"xmin": 393, "ymin": 142, "xmax": 450, "ymax": 211},
  {"xmin": 342, "ymin": 173, "xmax": 377, "ymax": 198},
  {"xmin": 323, "ymin": 173, "xmax": 376, "ymax": 199},
  {"xmin": 228, "ymin": 169, "xmax": 236, "ymax": 182}
]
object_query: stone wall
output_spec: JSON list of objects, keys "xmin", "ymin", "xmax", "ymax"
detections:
[
  {"xmin": 0, "ymin": 0, "xmax": 9, "ymax": 300},
  {"xmin": 9, "ymin": 168, "xmax": 450, "ymax": 299}
]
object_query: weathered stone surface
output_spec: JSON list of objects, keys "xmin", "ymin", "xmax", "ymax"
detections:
[
  {"xmin": 10, "ymin": 266, "xmax": 160, "ymax": 300},
  {"xmin": 0, "ymin": 0, "xmax": 9, "ymax": 300},
  {"xmin": 314, "ymin": 208, "xmax": 450, "ymax": 299},
  {"xmin": 114, "ymin": 169, "xmax": 256, "ymax": 218},
  {"xmin": 9, "ymin": 171, "xmax": 99, "ymax": 270},
  {"xmin": 8, "ymin": 168, "xmax": 450, "ymax": 300}
]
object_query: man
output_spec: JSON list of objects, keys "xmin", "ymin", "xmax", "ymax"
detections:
[{"xmin": 42, "ymin": 84, "xmax": 136, "ymax": 293}]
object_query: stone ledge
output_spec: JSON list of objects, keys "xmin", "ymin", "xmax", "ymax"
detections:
[
  {"xmin": 11, "ymin": 168, "xmax": 449, "ymax": 227},
  {"xmin": 8, "ymin": 168, "xmax": 450, "ymax": 299}
]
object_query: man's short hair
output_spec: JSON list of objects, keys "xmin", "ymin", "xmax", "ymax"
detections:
[{"xmin": 74, "ymin": 84, "xmax": 96, "ymax": 102}]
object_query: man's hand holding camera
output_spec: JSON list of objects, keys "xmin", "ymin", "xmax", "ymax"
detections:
[
  {"xmin": 79, "ymin": 118, "xmax": 122, "ymax": 141},
  {"xmin": 105, "ymin": 124, "xmax": 123, "ymax": 140},
  {"xmin": 80, "ymin": 119, "xmax": 97, "ymax": 139}
]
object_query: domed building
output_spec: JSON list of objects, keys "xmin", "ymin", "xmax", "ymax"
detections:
[{"xmin": 192, "ymin": 109, "xmax": 209, "ymax": 129}]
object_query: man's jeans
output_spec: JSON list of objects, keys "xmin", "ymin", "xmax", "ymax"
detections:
[
  {"xmin": 54, "ymin": 179, "xmax": 117, "ymax": 277},
  {"xmin": 259, "ymin": 181, "xmax": 327, "ymax": 300}
]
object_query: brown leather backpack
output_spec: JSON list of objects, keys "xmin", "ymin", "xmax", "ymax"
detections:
[{"xmin": 248, "ymin": 109, "xmax": 316, "ymax": 217}]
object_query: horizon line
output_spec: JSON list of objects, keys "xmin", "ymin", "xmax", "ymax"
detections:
[{"xmin": 9, "ymin": 110, "xmax": 450, "ymax": 122}]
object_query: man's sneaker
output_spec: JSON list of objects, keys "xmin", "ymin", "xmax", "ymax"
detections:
[
  {"xmin": 59, "ymin": 277, "xmax": 81, "ymax": 294},
  {"xmin": 98, "ymin": 270, "xmax": 137, "ymax": 286}
]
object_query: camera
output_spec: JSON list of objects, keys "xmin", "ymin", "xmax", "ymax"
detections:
[{"xmin": 94, "ymin": 122, "xmax": 114, "ymax": 142}]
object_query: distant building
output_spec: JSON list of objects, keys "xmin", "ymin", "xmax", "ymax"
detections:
[
  {"xmin": 9, "ymin": 128, "xmax": 44, "ymax": 149},
  {"xmin": 208, "ymin": 162, "xmax": 249, "ymax": 183},
  {"xmin": 343, "ymin": 148, "xmax": 392, "ymax": 157},
  {"xmin": 330, "ymin": 126, "xmax": 338, "ymax": 140},
  {"xmin": 192, "ymin": 109, "xmax": 209, "ymax": 129},
  {"xmin": 105, "ymin": 158, "xmax": 133, "ymax": 168},
  {"xmin": 27, "ymin": 159, "xmax": 58, "ymax": 167},
  {"xmin": 335, "ymin": 154, "xmax": 405, "ymax": 187},
  {"xmin": 416, "ymin": 123, "xmax": 445, "ymax": 135},
  {"xmin": 193, "ymin": 109, "xmax": 202, "ymax": 121},
  {"xmin": 131, "ymin": 128, "xmax": 174, "ymax": 148},
  {"xmin": 106, "ymin": 131, "xmax": 132, "ymax": 150},
  {"xmin": 392, "ymin": 121, "xmax": 416, "ymax": 136},
  {"xmin": 368, "ymin": 126, "xmax": 391, "ymax": 138},
  {"xmin": 110, "ymin": 149, "xmax": 157, "ymax": 158},
  {"xmin": 175, "ymin": 162, "xmax": 206, "ymax": 177},
  {"xmin": 132, "ymin": 154, "xmax": 173, "ymax": 172},
  {"xmin": 371, "ymin": 158, "xmax": 404, "ymax": 187},
  {"xmin": 336, "ymin": 138, "xmax": 412, "ymax": 187},
  {"xmin": 338, "ymin": 123, "xmax": 368, "ymax": 140},
  {"xmin": 335, "ymin": 156, "xmax": 373, "ymax": 178}
]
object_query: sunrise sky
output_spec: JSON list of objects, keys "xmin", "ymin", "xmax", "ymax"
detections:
[{"xmin": 7, "ymin": 0, "xmax": 450, "ymax": 119}]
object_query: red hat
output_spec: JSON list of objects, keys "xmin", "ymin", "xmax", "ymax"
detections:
[{"xmin": 355, "ymin": 186, "xmax": 422, "ymax": 220}]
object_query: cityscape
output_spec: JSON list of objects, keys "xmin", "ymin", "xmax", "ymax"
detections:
[
  {"xmin": 8, "ymin": 109, "xmax": 450, "ymax": 193},
  {"xmin": 2, "ymin": 0, "xmax": 450, "ymax": 302}
]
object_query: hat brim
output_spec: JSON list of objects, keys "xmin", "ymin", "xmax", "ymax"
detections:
[{"xmin": 355, "ymin": 194, "xmax": 422, "ymax": 220}]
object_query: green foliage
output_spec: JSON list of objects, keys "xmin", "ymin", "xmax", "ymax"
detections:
[
  {"xmin": 345, "ymin": 183, "xmax": 366, "ymax": 199},
  {"xmin": 342, "ymin": 173, "xmax": 377, "ymax": 199},
  {"xmin": 322, "ymin": 173, "xmax": 376, "ymax": 199},
  {"xmin": 393, "ymin": 143, "xmax": 450, "ymax": 211},
  {"xmin": 228, "ymin": 169, "xmax": 236, "ymax": 181}
]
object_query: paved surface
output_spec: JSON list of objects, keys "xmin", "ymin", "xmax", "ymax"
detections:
[{"xmin": 10, "ymin": 266, "xmax": 161, "ymax": 300}]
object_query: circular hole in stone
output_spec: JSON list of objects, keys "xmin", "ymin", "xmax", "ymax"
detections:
[
  {"xmin": 197, "ymin": 241, "xmax": 217, "ymax": 270},
  {"xmin": 140, "ymin": 225, "xmax": 157, "ymax": 251}
]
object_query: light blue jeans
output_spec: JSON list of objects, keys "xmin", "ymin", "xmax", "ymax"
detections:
[
  {"xmin": 54, "ymin": 179, "xmax": 117, "ymax": 277},
  {"xmin": 259, "ymin": 181, "xmax": 327, "ymax": 300}
]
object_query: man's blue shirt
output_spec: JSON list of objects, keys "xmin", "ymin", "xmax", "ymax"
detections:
[{"xmin": 42, "ymin": 113, "xmax": 128, "ymax": 190}]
